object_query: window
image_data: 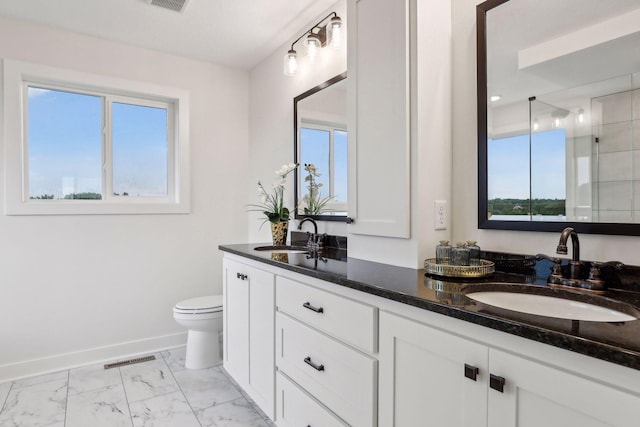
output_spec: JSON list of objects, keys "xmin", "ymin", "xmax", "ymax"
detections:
[
  {"xmin": 4, "ymin": 60, "xmax": 189, "ymax": 215},
  {"xmin": 298, "ymin": 122, "xmax": 348, "ymax": 213}
]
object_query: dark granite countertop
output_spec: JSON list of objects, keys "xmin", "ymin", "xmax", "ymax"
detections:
[{"xmin": 219, "ymin": 243, "xmax": 640, "ymax": 371}]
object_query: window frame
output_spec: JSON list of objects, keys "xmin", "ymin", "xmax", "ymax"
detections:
[{"xmin": 3, "ymin": 59, "xmax": 190, "ymax": 215}]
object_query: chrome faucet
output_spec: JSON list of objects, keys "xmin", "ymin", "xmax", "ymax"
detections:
[{"xmin": 556, "ymin": 227, "xmax": 581, "ymax": 280}]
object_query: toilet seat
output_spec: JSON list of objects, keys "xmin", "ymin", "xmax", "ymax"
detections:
[{"xmin": 174, "ymin": 295, "xmax": 223, "ymax": 315}]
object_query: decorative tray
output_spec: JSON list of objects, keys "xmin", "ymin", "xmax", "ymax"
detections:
[{"xmin": 424, "ymin": 258, "xmax": 495, "ymax": 278}]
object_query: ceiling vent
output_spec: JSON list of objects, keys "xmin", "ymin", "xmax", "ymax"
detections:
[{"xmin": 145, "ymin": 0, "xmax": 190, "ymax": 13}]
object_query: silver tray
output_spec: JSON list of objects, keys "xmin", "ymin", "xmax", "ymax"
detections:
[{"xmin": 424, "ymin": 258, "xmax": 495, "ymax": 278}]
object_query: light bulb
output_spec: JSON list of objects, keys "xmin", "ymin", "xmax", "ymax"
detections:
[
  {"xmin": 490, "ymin": 95, "xmax": 501, "ymax": 102},
  {"xmin": 554, "ymin": 117, "xmax": 561, "ymax": 128},
  {"xmin": 533, "ymin": 118, "xmax": 539, "ymax": 131},
  {"xmin": 328, "ymin": 16, "xmax": 343, "ymax": 49},
  {"xmin": 306, "ymin": 34, "xmax": 321, "ymax": 61},
  {"xmin": 283, "ymin": 49, "xmax": 297, "ymax": 76},
  {"xmin": 578, "ymin": 108, "xmax": 585, "ymax": 123}
]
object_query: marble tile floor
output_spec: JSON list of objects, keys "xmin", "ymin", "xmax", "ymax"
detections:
[{"xmin": 0, "ymin": 347, "xmax": 276, "ymax": 427}]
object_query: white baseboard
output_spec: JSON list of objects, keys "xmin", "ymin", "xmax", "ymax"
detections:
[{"xmin": 0, "ymin": 332, "xmax": 187, "ymax": 383}]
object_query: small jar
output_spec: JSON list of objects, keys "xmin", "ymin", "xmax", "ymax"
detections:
[
  {"xmin": 452, "ymin": 242, "xmax": 470, "ymax": 266},
  {"xmin": 436, "ymin": 240, "xmax": 452, "ymax": 265},
  {"xmin": 466, "ymin": 241, "xmax": 481, "ymax": 266}
]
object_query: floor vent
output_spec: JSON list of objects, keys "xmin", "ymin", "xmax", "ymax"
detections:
[
  {"xmin": 104, "ymin": 355, "xmax": 156, "ymax": 370},
  {"xmin": 145, "ymin": 0, "xmax": 190, "ymax": 13}
]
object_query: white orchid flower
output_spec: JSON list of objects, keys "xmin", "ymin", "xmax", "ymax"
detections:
[{"xmin": 275, "ymin": 163, "xmax": 299, "ymax": 177}]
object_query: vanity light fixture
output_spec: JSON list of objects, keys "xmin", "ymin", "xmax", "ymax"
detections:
[
  {"xmin": 577, "ymin": 108, "xmax": 585, "ymax": 123},
  {"xmin": 283, "ymin": 12, "xmax": 343, "ymax": 76},
  {"xmin": 533, "ymin": 118, "xmax": 539, "ymax": 131}
]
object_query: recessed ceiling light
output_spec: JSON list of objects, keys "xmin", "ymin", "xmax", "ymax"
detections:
[{"xmin": 490, "ymin": 95, "xmax": 501, "ymax": 102}]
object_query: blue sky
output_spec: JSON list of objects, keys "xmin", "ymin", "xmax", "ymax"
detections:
[
  {"xmin": 488, "ymin": 128, "xmax": 566, "ymax": 200},
  {"xmin": 28, "ymin": 86, "xmax": 168, "ymax": 199}
]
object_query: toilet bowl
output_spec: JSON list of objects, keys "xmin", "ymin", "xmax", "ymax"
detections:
[{"xmin": 173, "ymin": 295, "xmax": 223, "ymax": 369}]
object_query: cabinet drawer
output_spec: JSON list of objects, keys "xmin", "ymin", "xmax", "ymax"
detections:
[
  {"xmin": 276, "ymin": 372, "xmax": 347, "ymax": 427},
  {"xmin": 276, "ymin": 312, "xmax": 377, "ymax": 427},
  {"xmin": 276, "ymin": 276, "xmax": 377, "ymax": 353}
]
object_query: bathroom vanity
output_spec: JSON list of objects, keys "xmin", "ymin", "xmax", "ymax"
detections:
[{"xmin": 220, "ymin": 244, "xmax": 640, "ymax": 427}]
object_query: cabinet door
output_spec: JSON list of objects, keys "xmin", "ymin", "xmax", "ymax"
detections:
[
  {"xmin": 223, "ymin": 257, "xmax": 276, "ymax": 419},
  {"xmin": 379, "ymin": 311, "xmax": 488, "ymax": 427},
  {"xmin": 347, "ymin": 0, "xmax": 411, "ymax": 238},
  {"xmin": 488, "ymin": 349, "xmax": 640, "ymax": 427},
  {"xmin": 223, "ymin": 258, "xmax": 249, "ymax": 386}
]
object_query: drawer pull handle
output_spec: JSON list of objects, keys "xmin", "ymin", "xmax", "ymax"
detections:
[
  {"xmin": 490, "ymin": 374, "xmax": 505, "ymax": 393},
  {"xmin": 236, "ymin": 273, "xmax": 247, "ymax": 280},
  {"xmin": 303, "ymin": 302, "xmax": 324, "ymax": 313},
  {"xmin": 464, "ymin": 364, "xmax": 479, "ymax": 381},
  {"xmin": 304, "ymin": 356, "xmax": 325, "ymax": 372}
]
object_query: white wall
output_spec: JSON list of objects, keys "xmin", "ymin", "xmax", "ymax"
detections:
[
  {"xmin": 451, "ymin": 0, "xmax": 640, "ymax": 265},
  {"xmin": 0, "ymin": 18, "xmax": 249, "ymax": 381},
  {"xmin": 248, "ymin": 1, "xmax": 348, "ymax": 243}
]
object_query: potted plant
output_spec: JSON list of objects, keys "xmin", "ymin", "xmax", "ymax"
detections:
[{"xmin": 250, "ymin": 163, "xmax": 298, "ymax": 245}]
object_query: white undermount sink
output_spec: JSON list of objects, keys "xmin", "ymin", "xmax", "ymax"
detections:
[{"xmin": 466, "ymin": 290, "xmax": 638, "ymax": 322}]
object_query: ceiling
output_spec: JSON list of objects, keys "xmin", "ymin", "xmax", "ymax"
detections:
[
  {"xmin": 487, "ymin": 0, "xmax": 640, "ymax": 109},
  {"xmin": 0, "ymin": 0, "xmax": 338, "ymax": 70}
]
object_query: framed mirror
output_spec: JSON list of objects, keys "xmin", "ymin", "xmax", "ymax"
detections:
[
  {"xmin": 477, "ymin": 0, "xmax": 640, "ymax": 235},
  {"xmin": 294, "ymin": 72, "xmax": 348, "ymax": 222}
]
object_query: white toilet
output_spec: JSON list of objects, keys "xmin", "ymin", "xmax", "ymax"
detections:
[{"xmin": 173, "ymin": 295, "xmax": 223, "ymax": 369}]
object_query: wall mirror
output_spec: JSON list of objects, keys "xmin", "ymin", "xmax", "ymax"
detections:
[
  {"xmin": 477, "ymin": 0, "xmax": 640, "ymax": 235},
  {"xmin": 294, "ymin": 72, "xmax": 348, "ymax": 222}
]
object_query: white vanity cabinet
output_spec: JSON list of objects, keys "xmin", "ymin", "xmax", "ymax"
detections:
[
  {"xmin": 222, "ymin": 252, "xmax": 640, "ymax": 427},
  {"xmin": 379, "ymin": 310, "xmax": 640, "ymax": 427},
  {"xmin": 347, "ymin": 0, "xmax": 411, "ymax": 238},
  {"xmin": 222, "ymin": 257, "xmax": 276, "ymax": 419},
  {"xmin": 275, "ymin": 275, "xmax": 378, "ymax": 427}
]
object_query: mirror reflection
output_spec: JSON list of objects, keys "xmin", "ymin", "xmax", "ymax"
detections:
[
  {"xmin": 479, "ymin": 0, "xmax": 640, "ymax": 234},
  {"xmin": 294, "ymin": 73, "xmax": 348, "ymax": 221}
]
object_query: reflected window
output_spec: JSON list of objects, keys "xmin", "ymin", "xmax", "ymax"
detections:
[{"xmin": 298, "ymin": 123, "xmax": 347, "ymax": 213}]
